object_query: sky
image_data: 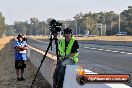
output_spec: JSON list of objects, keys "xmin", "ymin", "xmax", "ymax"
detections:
[{"xmin": 0, "ymin": 0, "xmax": 131, "ymax": 25}]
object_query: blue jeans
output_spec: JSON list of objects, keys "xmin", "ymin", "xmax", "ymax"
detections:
[{"xmin": 53, "ymin": 58, "xmax": 75, "ymax": 88}]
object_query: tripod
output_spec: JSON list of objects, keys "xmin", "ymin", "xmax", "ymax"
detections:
[{"xmin": 30, "ymin": 33, "xmax": 60, "ymax": 88}]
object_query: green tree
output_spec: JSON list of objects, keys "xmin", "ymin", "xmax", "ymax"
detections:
[
  {"xmin": 14, "ymin": 21, "xmax": 27, "ymax": 35},
  {"xmin": 121, "ymin": 6, "xmax": 132, "ymax": 35},
  {"xmin": 81, "ymin": 13, "xmax": 97, "ymax": 35},
  {"xmin": 0, "ymin": 12, "xmax": 5, "ymax": 37},
  {"xmin": 5, "ymin": 25, "xmax": 16, "ymax": 36}
]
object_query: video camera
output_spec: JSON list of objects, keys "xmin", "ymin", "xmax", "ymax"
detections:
[{"xmin": 49, "ymin": 19, "xmax": 62, "ymax": 34}]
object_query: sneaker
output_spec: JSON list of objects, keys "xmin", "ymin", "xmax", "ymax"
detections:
[{"xmin": 19, "ymin": 77, "xmax": 25, "ymax": 81}]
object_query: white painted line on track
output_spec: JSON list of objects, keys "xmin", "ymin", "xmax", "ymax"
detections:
[
  {"xmin": 85, "ymin": 46, "xmax": 90, "ymax": 48},
  {"xmin": 98, "ymin": 49, "xmax": 104, "ymax": 50},
  {"xmin": 120, "ymin": 52, "xmax": 126, "ymax": 54},
  {"xmin": 106, "ymin": 84, "xmax": 131, "ymax": 88},
  {"xmin": 90, "ymin": 48, "xmax": 97, "ymax": 50},
  {"xmin": 105, "ymin": 50, "xmax": 112, "ymax": 52},
  {"xmin": 126, "ymin": 53, "xmax": 132, "ymax": 55},
  {"xmin": 112, "ymin": 51, "xmax": 119, "ymax": 53}
]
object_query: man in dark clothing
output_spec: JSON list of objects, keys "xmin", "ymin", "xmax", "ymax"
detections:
[{"xmin": 53, "ymin": 28, "xmax": 79, "ymax": 88}]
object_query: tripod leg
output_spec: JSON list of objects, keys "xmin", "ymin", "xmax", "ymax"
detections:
[{"xmin": 30, "ymin": 37, "xmax": 53, "ymax": 88}]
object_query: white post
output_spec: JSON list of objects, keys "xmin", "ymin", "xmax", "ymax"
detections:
[
  {"xmin": 119, "ymin": 11, "xmax": 121, "ymax": 32},
  {"xmin": 79, "ymin": 26, "xmax": 80, "ymax": 35},
  {"xmin": 75, "ymin": 20, "xmax": 77, "ymax": 36},
  {"xmin": 45, "ymin": 27, "xmax": 46, "ymax": 36},
  {"xmin": 97, "ymin": 23, "xmax": 102, "ymax": 36},
  {"xmin": 101, "ymin": 28, "xmax": 102, "ymax": 36}
]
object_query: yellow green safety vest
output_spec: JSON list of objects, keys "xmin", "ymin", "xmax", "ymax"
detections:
[{"xmin": 59, "ymin": 36, "xmax": 79, "ymax": 63}]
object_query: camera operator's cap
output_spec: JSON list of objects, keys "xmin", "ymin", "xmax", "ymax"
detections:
[{"xmin": 63, "ymin": 28, "xmax": 72, "ymax": 34}]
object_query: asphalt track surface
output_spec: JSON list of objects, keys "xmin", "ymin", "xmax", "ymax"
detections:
[{"xmin": 28, "ymin": 38, "xmax": 132, "ymax": 87}]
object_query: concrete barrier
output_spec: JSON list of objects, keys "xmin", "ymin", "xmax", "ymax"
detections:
[{"xmin": 28, "ymin": 45, "xmax": 57, "ymax": 87}]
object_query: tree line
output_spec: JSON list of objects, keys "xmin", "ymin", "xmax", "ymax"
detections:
[{"xmin": 0, "ymin": 6, "xmax": 132, "ymax": 37}]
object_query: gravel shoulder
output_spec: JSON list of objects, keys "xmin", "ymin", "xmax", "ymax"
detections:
[{"xmin": 0, "ymin": 39, "xmax": 51, "ymax": 88}]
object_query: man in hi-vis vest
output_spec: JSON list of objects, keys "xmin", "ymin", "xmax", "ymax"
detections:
[{"xmin": 53, "ymin": 28, "xmax": 79, "ymax": 88}]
